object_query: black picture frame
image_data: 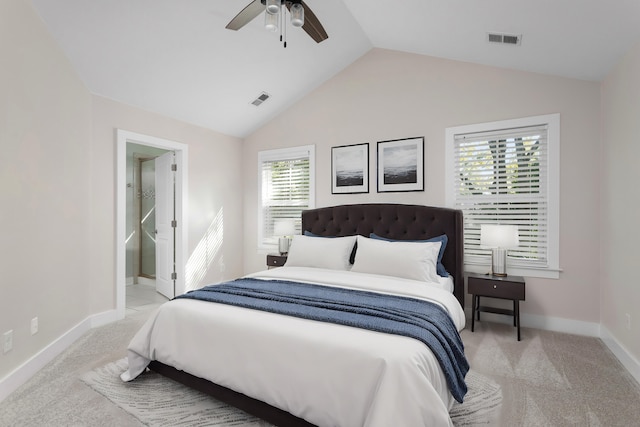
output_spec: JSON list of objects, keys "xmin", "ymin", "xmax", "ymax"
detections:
[
  {"xmin": 331, "ymin": 143, "xmax": 369, "ymax": 194},
  {"xmin": 377, "ymin": 137, "xmax": 424, "ymax": 192}
]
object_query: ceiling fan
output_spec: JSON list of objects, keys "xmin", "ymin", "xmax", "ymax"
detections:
[{"xmin": 226, "ymin": 0, "xmax": 328, "ymax": 44}]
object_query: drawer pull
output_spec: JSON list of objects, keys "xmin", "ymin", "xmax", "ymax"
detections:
[{"xmin": 493, "ymin": 285, "xmax": 497, "ymax": 289}]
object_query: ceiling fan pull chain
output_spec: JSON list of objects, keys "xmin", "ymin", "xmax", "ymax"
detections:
[
  {"xmin": 279, "ymin": 3, "xmax": 283, "ymax": 43},
  {"xmin": 283, "ymin": 3, "xmax": 287, "ymax": 48}
]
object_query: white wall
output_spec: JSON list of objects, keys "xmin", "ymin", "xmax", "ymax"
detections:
[
  {"xmin": 1, "ymin": 0, "xmax": 245, "ymax": 390},
  {"xmin": 90, "ymin": 96, "xmax": 245, "ymax": 314},
  {"xmin": 0, "ymin": 0, "xmax": 93, "ymax": 380},
  {"xmin": 243, "ymin": 48, "xmax": 603, "ymax": 327},
  {"xmin": 601, "ymin": 40, "xmax": 640, "ymax": 364}
]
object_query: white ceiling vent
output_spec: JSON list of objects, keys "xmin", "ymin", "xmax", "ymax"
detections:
[
  {"xmin": 487, "ymin": 32, "xmax": 522, "ymax": 46},
  {"xmin": 251, "ymin": 92, "xmax": 271, "ymax": 107}
]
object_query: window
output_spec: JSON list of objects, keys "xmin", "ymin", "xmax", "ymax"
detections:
[
  {"xmin": 445, "ymin": 114, "xmax": 559, "ymax": 278},
  {"xmin": 258, "ymin": 145, "xmax": 315, "ymax": 250}
]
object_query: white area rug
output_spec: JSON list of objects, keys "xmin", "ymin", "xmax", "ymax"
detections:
[{"xmin": 82, "ymin": 359, "xmax": 501, "ymax": 426}]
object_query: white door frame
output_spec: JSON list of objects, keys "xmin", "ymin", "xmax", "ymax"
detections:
[{"xmin": 116, "ymin": 130, "xmax": 188, "ymax": 317}]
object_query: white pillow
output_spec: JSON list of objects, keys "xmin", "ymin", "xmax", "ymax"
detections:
[
  {"xmin": 285, "ymin": 235, "xmax": 357, "ymax": 271},
  {"xmin": 351, "ymin": 235, "xmax": 441, "ymax": 283}
]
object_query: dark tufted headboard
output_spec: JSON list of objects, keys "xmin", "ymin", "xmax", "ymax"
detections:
[{"xmin": 302, "ymin": 203, "xmax": 464, "ymax": 308}]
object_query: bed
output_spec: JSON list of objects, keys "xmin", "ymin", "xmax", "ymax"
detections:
[{"xmin": 121, "ymin": 203, "xmax": 467, "ymax": 426}]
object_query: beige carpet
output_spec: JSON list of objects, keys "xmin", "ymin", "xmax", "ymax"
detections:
[
  {"xmin": 1, "ymin": 304, "xmax": 640, "ymax": 426},
  {"xmin": 461, "ymin": 321, "xmax": 640, "ymax": 426}
]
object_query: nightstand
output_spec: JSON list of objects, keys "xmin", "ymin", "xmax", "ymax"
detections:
[
  {"xmin": 266, "ymin": 254, "xmax": 287, "ymax": 268},
  {"xmin": 468, "ymin": 272, "xmax": 526, "ymax": 341}
]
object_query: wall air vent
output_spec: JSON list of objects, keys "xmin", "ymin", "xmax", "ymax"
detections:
[
  {"xmin": 251, "ymin": 92, "xmax": 271, "ymax": 107},
  {"xmin": 487, "ymin": 32, "xmax": 522, "ymax": 46}
]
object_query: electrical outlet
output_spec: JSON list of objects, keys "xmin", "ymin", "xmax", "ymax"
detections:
[
  {"xmin": 3, "ymin": 330, "xmax": 13, "ymax": 353},
  {"xmin": 31, "ymin": 317, "xmax": 39, "ymax": 335},
  {"xmin": 625, "ymin": 313, "xmax": 631, "ymax": 330}
]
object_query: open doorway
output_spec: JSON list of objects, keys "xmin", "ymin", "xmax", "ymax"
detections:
[
  {"xmin": 116, "ymin": 130, "xmax": 188, "ymax": 318},
  {"xmin": 125, "ymin": 145, "xmax": 171, "ymax": 311}
]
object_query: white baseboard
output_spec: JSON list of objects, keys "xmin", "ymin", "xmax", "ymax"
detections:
[
  {"xmin": 464, "ymin": 309, "xmax": 601, "ymax": 337},
  {"xmin": 0, "ymin": 309, "xmax": 119, "ymax": 403},
  {"xmin": 91, "ymin": 308, "xmax": 123, "ymax": 328},
  {"xmin": 600, "ymin": 326, "xmax": 640, "ymax": 386},
  {"xmin": 520, "ymin": 313, "xmax": 601, "ymax": 336}
]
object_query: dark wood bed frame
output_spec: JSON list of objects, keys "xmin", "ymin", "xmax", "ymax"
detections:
[{"xmin": 149, "ymin": 203, "xmax": 464, "ymax": 427}]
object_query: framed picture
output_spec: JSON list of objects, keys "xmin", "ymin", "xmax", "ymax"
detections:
[
  {"xmin": 331, "ymin": 143, "xmax": 369, "ymax": 194},
  {"xmin": 377, "ymin": 137, "xmax": 424, "ymax": 192}
]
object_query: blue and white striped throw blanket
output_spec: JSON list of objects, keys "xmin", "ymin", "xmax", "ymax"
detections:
[{"xmin": 175, "ymin": 278, "xmax": 469, "ymax": 403}]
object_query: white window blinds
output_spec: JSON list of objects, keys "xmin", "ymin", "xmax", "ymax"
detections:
[
  {"xmin": 446, "ymin": 114, "xmax": 559, "ymax": 278},
  {"xmin": 258, "ymin": 145, "xmax": 315, "ymax": 249}
]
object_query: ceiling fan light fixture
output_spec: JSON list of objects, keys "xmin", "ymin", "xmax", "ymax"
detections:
[
  {"xmin": 290, "ymin": 3, "xmax": 304, "ymax": 27},
  {"xmin": 265, "ymin": 0, "xmax": 281, "ymax": 15},
  {"xmin": 264, "ymin": 10, "xmax": 279, "ymax": 32},
  {"xmin": 225, "ymin": 0, "xmax": 328, "ymax": 44}
]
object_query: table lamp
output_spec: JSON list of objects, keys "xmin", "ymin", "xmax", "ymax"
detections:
[
  {"xmin": 274, "ymin": 220, "xmax": 295, "ymax": 255},
  {"xmin": 480, "ymin": 224, "xmax": 519, "ymax": 276}
]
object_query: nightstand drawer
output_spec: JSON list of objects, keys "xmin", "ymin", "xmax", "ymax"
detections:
[
  {"xmin": 468, "ymin": 275, "xmax": 525, "ymax": 300},
  {"xmin": 266, "ymin": 254, "xmax": 287, "ymax": 268}
]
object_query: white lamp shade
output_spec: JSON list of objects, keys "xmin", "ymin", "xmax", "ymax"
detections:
[
  {"xmin": 480, "ymin": 224, "xmax": 519, "ymax": 249},
  {"xmin": 274, "ymin": 219, "xmax": 295, "ymax": 237}
]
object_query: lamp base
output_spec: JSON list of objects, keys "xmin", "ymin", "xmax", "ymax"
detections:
[
  {"xmin": 491, "ymin": 248, "xmax": 508, "ymax": 276},
  {"xmin": 278, "ymin": 237, "xmax": 290, "ymax": 255}
]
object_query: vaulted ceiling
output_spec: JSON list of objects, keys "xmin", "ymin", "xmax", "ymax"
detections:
[{"xmin": 31, "ymin": 0, "xmax": 640, "ymax": 138}]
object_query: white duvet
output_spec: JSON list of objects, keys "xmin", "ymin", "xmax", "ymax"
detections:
[{"xmin": 121, "ymin": 267, "xmax": 466, "ymax": 427}]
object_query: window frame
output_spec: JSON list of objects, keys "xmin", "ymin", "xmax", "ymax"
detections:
[
  {"xmin": 257, "ymin": 145, "xmax": 315, "ymax": 252},
  {"xmin": 445, "ymin": 114, "xmax": 560, "ymax": 279}
]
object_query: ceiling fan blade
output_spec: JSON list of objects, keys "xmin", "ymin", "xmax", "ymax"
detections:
[
  {"xmin": 226, "ymin": 0, "xmax": 264, "ymax": 31},
  {"xmin": 299, "ymin": 1, "xmax": 329, "ymax": 43}
]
